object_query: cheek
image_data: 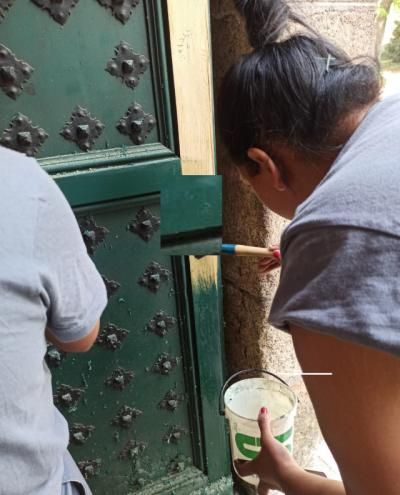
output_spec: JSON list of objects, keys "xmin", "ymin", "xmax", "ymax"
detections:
[
  {"xmin": 251, "ymin": 182, "xmax": 274, "ymax": 206},
  {"xmin": 251, "ymin": 183, "xmax": 290, "ymax": 217},
  {"xmin": 241, "ymin": 174, "xmax": 293, "ymax": 219}
]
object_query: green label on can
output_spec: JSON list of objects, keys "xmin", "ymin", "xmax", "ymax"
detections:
[{"xmin": 235, "ymin": 427, "xmax": 293, "ymax": 460}]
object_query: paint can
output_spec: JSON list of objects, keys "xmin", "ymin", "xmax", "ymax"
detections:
[{"xmin": 219, "ymin": 369, "xmax": 298, "ymax": 487}]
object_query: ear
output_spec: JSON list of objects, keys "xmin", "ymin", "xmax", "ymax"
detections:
[{"xmin": 247, "ymin": 147, "xmax": 287, "ymax": 192}]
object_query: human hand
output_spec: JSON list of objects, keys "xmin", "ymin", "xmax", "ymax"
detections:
[
  {"xmin": 258, "ymin": 245, "xmax": 281, "ymax": 274},
  {"xmin": 235, "ymin": 408, "xmax": 301, "ymax": 495}
]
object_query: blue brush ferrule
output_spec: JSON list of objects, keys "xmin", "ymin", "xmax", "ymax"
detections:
[{"xmin": 221, "ymin": 244, "xmax": 236, "ymax": 254}]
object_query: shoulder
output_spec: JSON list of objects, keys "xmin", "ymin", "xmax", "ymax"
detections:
[
  {"xmin": 345, "ymin": 93, "xmax": 400, "ymax": 153},
  {"xmin": 0, "ymin": 146, "xmax": 38, "ymax": 180},
  {"xmin": 0, "ymin": 149, "xmax": 83, "ymax": 257},
  {"xmin": 0, "ymin": 146, "xmax": 57, "ymax": 200},
  {"xmin": 373, "ymin": 92, "xmax": 400, "ymax": 116},
  {"xmin": 283, "ymin": 95, "xmax": 400, "ymax": 241}
]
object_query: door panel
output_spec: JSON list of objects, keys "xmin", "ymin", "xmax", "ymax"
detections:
[
  {"xmin": 49, "ymin": 195, "xmax": 197, "ymax": 492},
  {"xmin": 0, "ymin": 0, "xmax": 170, "ymax": 158}
]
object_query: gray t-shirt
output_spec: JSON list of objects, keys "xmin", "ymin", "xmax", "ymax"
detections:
[
  {"xmin": 269, "ymin": 93, "xmax": 400, "ymax": 357},
  {"xmin": 0, "ymin": 148, "xmax": 107, "ymax": 495}
]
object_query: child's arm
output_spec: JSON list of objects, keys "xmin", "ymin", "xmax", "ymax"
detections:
[{"xmin": 46, "ymin": 320, "xmax": 100, "ymax": 353}]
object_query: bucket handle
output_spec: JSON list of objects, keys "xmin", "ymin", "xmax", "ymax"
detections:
[{"xmin": 219, "ymin": 368, "xmax": 290, "ymax": 416}]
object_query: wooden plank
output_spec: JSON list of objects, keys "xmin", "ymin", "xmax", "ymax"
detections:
[
  {"xmin": 167, "ymin": 2, "xmax": 231, "ymax": 484},
  {"xmin": 167, "ymin": 0, "xmax": 218, "ymax": 285},
  {"xmin": 166, "ymin": 0, "xmax": 215, "ymax": 176}
]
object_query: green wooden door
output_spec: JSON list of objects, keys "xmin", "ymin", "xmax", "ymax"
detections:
[{"xmin": 0, "ymin": 2, "xmax": 231, "ymax": 493}]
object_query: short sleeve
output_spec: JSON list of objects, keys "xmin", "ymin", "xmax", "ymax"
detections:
[
  {"xmin": 268, "ymin": 226, "xmax": 400, "ymax": 356},
  {"xmin": 34, "ymin": 169, "xmax": 107, "ymax": 343}
]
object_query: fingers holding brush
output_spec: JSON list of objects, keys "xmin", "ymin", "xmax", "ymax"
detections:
[
  {"xmin": 220, "ymin": 244, "xmax": 281, "ymax": 273},
  {"xmin": 258, "ymin": 247, "xmax": 281, "ymax": 274}
]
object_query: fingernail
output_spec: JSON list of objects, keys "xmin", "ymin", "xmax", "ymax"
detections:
[
  {"xmin": 260, "ymin": 407, "xmax": 267, "ymax": 414},
  {"xmin": 272, "ymin": 250, "xmax": 281, "ymax": 260}
]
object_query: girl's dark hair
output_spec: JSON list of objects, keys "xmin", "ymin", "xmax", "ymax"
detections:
[{"xmin": 219, "ymin": 0, "xmax": 382, "ymax": 168}]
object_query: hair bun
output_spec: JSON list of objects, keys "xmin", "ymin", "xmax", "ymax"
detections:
[{"xmin": 234, "ymin": 0, "xmax": 291, "ymax": 48}]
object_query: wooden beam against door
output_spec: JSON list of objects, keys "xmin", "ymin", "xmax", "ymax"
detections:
[
  {"xmin": 167, "ymin": 2, "xmax": 232, "ymax": 483},
  {"xmin": 167, "ymin": 0, "xmax": 218, "ymax": 286},
  {"xmin": 167, "ymin": 0, "xmax": 218, "ymax": 285},
  {"xmin": 166, "ymin": 0, "xmax": 216, "ymax": 176}
]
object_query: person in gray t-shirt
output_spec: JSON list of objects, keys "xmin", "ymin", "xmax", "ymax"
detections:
[
  {"xmin": 0, "ymin": 147, "xmax": 107, "ymax": 495},
  {"xmin": 218, "ymin": 1, "xmax": 400, "ymax": 494}
]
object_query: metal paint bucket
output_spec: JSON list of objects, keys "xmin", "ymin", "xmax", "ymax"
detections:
[{"xmin": 219, "ymin": 369, "xmax": 297, "ymax": 487}]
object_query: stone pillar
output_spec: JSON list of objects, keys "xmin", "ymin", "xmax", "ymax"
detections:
[{"xmin": 211, "ymin": 0, "xmax": 377, "ymax": 470}]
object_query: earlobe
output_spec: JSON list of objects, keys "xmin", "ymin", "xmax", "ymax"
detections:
[
  {"xmin": 272, "ymin": 170, "xmax": 287, "ymax": 192},
  {"xmin": 247, "ymin": 147, "xmax": 287, "ymax": 192}
]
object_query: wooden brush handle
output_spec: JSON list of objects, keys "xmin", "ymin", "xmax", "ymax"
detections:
[{"xmin": 234, "ymin": 244, "xmax": 275, "ymax": 257}]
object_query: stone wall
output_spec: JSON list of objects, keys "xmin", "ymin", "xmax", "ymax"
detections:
[{"xmin": 211, "ymin": 0, "xmax": 377, "ymax": 469}]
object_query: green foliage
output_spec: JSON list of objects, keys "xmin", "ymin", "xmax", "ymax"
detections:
[
  {"xmin": 377, "ymin": 6, "xmax": 389, "ymax": 18},
  {"xmin": 377, "ymin": 0, "xmax": 400, "ymax": 19},
  {"xmin": 382, "ymin": 21, "xmax": 400, "ymax": 63}
]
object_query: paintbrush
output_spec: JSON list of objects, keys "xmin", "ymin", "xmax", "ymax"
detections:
[
  {"xmin": 195, "ymin": 244, "xmax": 281, "ymax": 259},
  {"xmin": 221, "ymin": 244, "xmax": 280, "ymax": 258}
]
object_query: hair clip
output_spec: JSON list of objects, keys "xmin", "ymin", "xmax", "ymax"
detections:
[{"xmin": 325, "ymin": 54, "xmax": 336, "ymax": 73}]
